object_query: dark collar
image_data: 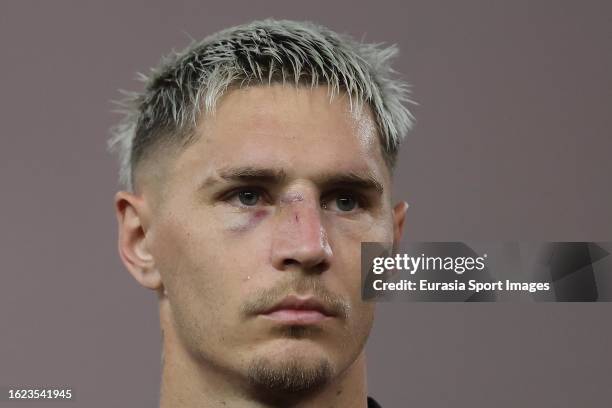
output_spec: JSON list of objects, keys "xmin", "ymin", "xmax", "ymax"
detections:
[{"xmin": 367, "ymin": 396, "xmax": 382, "ymax": 408}]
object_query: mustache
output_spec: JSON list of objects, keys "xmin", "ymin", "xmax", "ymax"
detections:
[{"xmin": 240, "ymin": 278, "xmax": 351, "ymax": 320}]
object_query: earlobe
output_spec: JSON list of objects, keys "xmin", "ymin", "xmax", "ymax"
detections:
[
  {"xmin": 392, "ymin": 201, "xmax": 408, "ymax": 248},
  {"xmin": 114, "ymin": 191, "xmax": 162, "ymax": 290}
]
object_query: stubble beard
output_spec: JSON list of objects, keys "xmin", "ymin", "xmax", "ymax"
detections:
[{"xmin": 246, "ymin": 354, "xmax": 333, "ymax": 398}]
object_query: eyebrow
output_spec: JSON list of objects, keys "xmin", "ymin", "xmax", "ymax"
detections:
[
  {"xmin": 200, "ymin": 166, "xmax": 384, "ymax": 195},
  {"xmin": 316, "ymin": 171, "xmax": 384, "ymax": 195},
  {"xmin": 200, "ymin": 166, "xmax": 288, "ymax": 188}
]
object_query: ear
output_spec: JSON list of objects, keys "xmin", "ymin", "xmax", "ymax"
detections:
[
  {"xmin": 392, "ymin": 201, "xmax": 408, "ymax": 250},
  {"xmin": 114, "ymin": 191, "xmax": 162, "ymax": 290}
]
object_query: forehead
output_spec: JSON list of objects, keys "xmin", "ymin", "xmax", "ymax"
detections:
[{"xmin": 170, "ymin": 85, "xmax": 389, "ymax": 188}]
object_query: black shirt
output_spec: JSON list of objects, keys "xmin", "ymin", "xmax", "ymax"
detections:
[{"xmin": 367, "ymin": 396, "xmax": 382, "ymax": 408}]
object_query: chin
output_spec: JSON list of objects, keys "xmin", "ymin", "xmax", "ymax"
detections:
[
  {"xmin": 239, "ymin": 322, "xmax": 360, "ymax": 399},
  {"xmin": 246, "ymin": 346, "xmax": 335, "ymax": 398}
]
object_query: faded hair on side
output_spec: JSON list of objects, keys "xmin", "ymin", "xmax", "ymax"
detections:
[{"xmin": 108, "ymin": 19, "xmax": 415, "ymax": 191}]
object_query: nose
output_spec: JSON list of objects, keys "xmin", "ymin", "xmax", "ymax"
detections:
[{"xmin": 270, "ymin": 197, "xmax": 333, "ymax": 273}]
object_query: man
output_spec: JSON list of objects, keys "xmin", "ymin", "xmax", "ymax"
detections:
[{"xmin": 109, "ymin": 19, "xmax": 413, "ymax": 408}]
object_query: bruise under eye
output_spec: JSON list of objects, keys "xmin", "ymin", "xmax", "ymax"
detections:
[{"xmin": 226, "ymin": 208, "xmax": 269, "ymax": 232}]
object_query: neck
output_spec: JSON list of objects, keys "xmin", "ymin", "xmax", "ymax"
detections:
[{"xmin": 158, "ymin": 301, "xmax": 370, "ymax": 408}]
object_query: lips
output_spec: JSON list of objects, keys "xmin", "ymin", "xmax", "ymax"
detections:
[{"xmin": 259, "ymin": 295, "xmax": 335, "ymax": 324}]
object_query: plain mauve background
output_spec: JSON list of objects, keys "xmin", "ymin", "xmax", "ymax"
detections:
[{"xmin": 1, "ymin": 1, "xmax": 611, "ymax": 407}]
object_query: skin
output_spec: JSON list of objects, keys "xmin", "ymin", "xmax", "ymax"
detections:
[{"xmin": 114, "ymin": 85, "xmax": 407, "ymax": 408}]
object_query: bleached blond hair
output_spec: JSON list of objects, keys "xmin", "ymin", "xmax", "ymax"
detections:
[{"xmin": 108, "ymin": 19, "xmax": 415, "ymax": 191}]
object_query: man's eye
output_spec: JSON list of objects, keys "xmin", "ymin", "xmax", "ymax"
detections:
[
  {"xmin": 236, "ymin": 190, "xmax": 261, "ymax": 206},
  {"xmin": 222, "ymin": 188, "xmax": 266, "ymax": 207},
  {"xmin": 323, "ymin": 193, "xmax": 363, "ymax": 212},
  {"xmin": 335, "ymin": 196, "xmax": 357, "ymax": 211}
]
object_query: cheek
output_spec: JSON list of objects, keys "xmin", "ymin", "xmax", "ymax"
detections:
[
  {"xmin": 152, "ymin": 218, "xmax": 245, "ymax": 343},
  {"xmin": 328, "ymin": 219, "xmax": 391, "ymax": 313},
  {"xmin": 327, "ymin": 216, "xmax": 394, "ymax": 268},
  {"xmin": 150, "ymin": 214, "xmax": 227, "ymax": 305}
]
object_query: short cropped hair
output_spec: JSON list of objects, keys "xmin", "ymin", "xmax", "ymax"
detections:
[{"xmin": 108, "ymin": 19, "xmax": 415, "ymax": 191}]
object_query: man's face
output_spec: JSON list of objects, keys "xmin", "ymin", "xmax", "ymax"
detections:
[{"xmin": 143, "ymin": 85, "xmax": 400, "ymax": 393}]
